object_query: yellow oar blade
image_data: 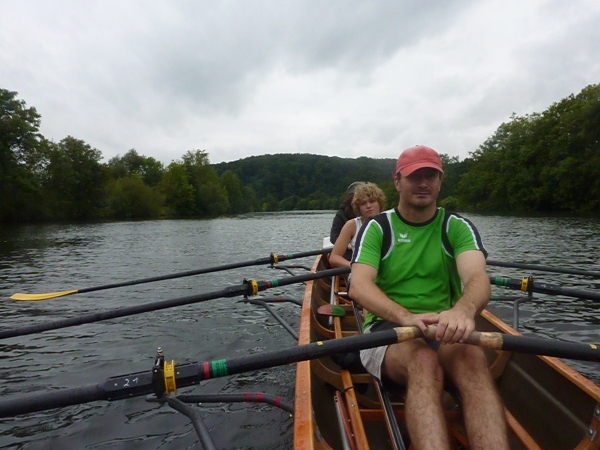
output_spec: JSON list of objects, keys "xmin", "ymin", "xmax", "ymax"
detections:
[{"xmin": 10, "ymin": 290, "xmax": 79, "ymax": 301}]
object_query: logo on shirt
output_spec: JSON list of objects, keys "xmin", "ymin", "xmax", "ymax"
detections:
[{"xmin": 397, "ymin": 232, "xmax": 411, "ymax": 243}]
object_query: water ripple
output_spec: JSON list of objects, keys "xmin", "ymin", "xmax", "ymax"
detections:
[{"xmin": 0, "ymin": 212, "xmax": 598, "ymax": 449}]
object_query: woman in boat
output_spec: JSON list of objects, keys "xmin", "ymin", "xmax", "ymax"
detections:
[{"xmin": 329, "ymin": 182, "xmax": 386, "ymax": 268}]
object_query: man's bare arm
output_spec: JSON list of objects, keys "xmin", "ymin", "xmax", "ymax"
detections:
[
  {"xmin": 436, "ymin": 250, "xmax": 490, "ymax": 343},
  {"xmin": 455, "ymin": 249, "xmax": 491, "ymax": 315}
]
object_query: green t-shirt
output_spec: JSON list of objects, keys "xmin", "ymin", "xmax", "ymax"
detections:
[{"xmin": 352, "ymin": 207, "xmax": 487, "ymax": 329}]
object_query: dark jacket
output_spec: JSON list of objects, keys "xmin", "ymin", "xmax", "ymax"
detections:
[
  {"xmin": 330, "ymin": 204, "xmax": 356, "ymax": 244},
  {"xmin": 329, "ymin": 207, "xmax": 348, "ymax": 244}
]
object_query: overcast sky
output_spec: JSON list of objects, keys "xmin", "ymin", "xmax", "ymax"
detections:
[{"xmin": 2, "ymin": 1, "xmax": 599, "ymax": 166}]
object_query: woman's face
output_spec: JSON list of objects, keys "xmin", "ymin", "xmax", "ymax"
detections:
[{"xmin": 358, "ymin": 197, "xmax": 380, "ymax": 218}]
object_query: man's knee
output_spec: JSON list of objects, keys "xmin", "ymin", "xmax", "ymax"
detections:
[
  {"xmin": 384, "ymin": 342, "xmax": 444, "ymax": 384},
  {"xmin": 405, "ymin": 346, "xmax": 445, "ymax": 387},
  {"xmin": 460, "ymin": 345, "xmax": 488, "ymax": 370},
  {"xmin": 445, "ymin": 345, "xmax": 492, "ymax": 384}
]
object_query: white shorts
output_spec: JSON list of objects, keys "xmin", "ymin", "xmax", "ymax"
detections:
[{"xmin": 359, "ymin": 321, "xmax": 441, "ymax": 381}]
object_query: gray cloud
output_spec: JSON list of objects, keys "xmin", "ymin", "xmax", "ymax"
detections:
[{"xmin": 1, "ymin": 0, "xmax": 598, "ymax": 165}]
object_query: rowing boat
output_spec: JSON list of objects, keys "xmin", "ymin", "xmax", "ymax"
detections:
[{"xmin": 294, "ymin": 255, "xmax": 600, "ymax": 449}]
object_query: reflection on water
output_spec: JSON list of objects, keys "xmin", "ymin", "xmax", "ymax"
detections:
[{"xmin": 0, "ymin": 212, "xmax": 599, "ymax": 449}]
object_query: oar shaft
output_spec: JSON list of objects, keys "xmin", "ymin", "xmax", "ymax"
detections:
[
  {"xmin": 490, "ymin": 276, "xmax": 600, "ymax": 302},
  {"xmin": 78, "ymin": 259, "xmax": 268, "ymax": 293},
  {"xmin": 256, "ymin": 267, "xmax": 349, "ymax": 290},
  {"xmin": 205, "ymin": 326, "xmax": 420, "ymax": 379},
  {"xmin": 1, "ymin": 286, "xmax": 245, "ymax": 339},
  {"xmin": 78, "ymin": 248, "xmax": 332, "ymax": 294},
  {"xmin": 10, "ymin": 248, "xmax": 334, "ymax": 300},
  {"xmin": 487, "ymin": 259, "xmax": 600, "ymax": 279},
  {"xmin": 0, "ymin": 267, "xmax": 348, "ymax": 340},
  {"xmin": 0, "ymin": 384, "xmax": 105, "ymax": 418},
  {"xmin": 0, "ymin": 326, "xmax": 420, "ymax": 418},
  {"xmin": 464, "ymin": 331, "xmax": 600, "ymax": 362}
]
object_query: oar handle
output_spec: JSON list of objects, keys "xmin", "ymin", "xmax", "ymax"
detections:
[
  {"xmin": 423, "ymin": 326, "xmax": 600, "ymax": 362},
  {"xmin": 468, "ymin": 331, "xmax": 600, "ymax": 361}
]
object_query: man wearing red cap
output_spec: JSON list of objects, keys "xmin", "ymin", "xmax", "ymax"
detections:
[{"xmin": 349, "ymin": 145, "xmax": 508, "ymax": 449}]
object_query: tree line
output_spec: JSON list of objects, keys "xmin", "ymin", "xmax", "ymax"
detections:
[
  {"xmin": 0, "ymin": 88, "xmax": 256, "ymax": 222},
  {"xmin": 455, "ymin": 83, "xmax": 600, "ymax": 214},
  {"xmin": 1, "ymin": 83, "xmax": 598, "ymax": 224}
]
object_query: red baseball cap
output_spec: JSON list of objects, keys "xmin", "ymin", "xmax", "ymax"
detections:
[{"xmin": 395, "ymin": 145, "xmax": 443, "ymax": 177}]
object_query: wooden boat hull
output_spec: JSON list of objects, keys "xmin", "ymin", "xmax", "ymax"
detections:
[{"xmin": 294, "ymin": 256, "xmax": 600, "ymax": 449}]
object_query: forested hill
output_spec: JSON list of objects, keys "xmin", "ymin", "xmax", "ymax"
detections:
[
  {"xmin": 213, "ymin": 154, "xmax": 396, "ymax": 210},
  {"xmin": 2, "ymin": 82, "xmax": 599, "ymax": 224}
]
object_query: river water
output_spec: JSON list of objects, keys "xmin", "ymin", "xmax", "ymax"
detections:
[{"xmin": 0, "ymin": 211, "xmax": 599, "ymax": 449}]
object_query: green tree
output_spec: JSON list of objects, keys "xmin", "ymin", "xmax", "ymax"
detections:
[
  {"xmin": 457, "ymin": 83, "xmax": 600, "ymax": 214},
  {"xmin": 42, "ymin": 136, "xmax": 107, "ymax": 220},
  {"xmin": 279, "ymin": 195, "xmax": 300, "ymax": 211},
  {"xmin": 0, "ymin": 89, "xmax": 45, "ymax": 222},
  {"xmin": 261, "ymin": 194, "xmax": 279, "ymax": 212},
  {"xmin": 158, "ymin": 161, "xmax": 196, "ymax": 216},
  {"xmin": 379, "ymin": 180, "xmax": 398, "ymax": 210},
  {"xmin": 439, "ymin": 154, "xmax": 467, "ymax": 201},
  {"xmin": 212, "ymin": 153, "xmax": 396, "ymax": 211},
  {"xmin": 221, "ymin": 170, "xmax": 249, "ymax": 214},
  {"xmin": 107, "ymin": 174, "xmax": 164, "ymax": 219},
  {"xmin": 107, "ymin": 149, "xmax": 164, "ymax": 186},
  {"xmin": 182, "ymin": 149, "xmax": 228, "ymax": 216}
]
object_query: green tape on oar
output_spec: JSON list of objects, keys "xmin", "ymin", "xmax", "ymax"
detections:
[
  {"xmin": 490, "ymin": 275, "xmax": 600, "ymax": 302},
  {"xmin": 317, "ymin": 304, "xmax": 346, "ymax": 317},
  {"xmin": 211, "ymin": 360, "xmax": 228, "ymax": 377},
  {"xmin": 492, "ymin": 276, "xmax": 509, "ymax": 287}
]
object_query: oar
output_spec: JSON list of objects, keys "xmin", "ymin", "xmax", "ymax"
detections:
[
  {"xmin": 452, "ymin": 328, "xmax": 600, "ymax": 362},
  {"xmin": 0, "ymin": 267, "xmax": 351, "ymax": 340},
  {"xmin": 0, "ymin": 325, "xmax": 423, "ymax": 418},
  {"xmin": 10, "ymin": 248, "xmax": 334, "ymax": 301},
  {"xmin": 487, "ymin": 259, "xmax": 600, "ymax": 278},
  {"xmin": 490, "ymin": 275, "xmax": 600, "ymax": 302},
  {"xmin": 1, "ymin": 325, "xmax": 598, "ymax": 418}
]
